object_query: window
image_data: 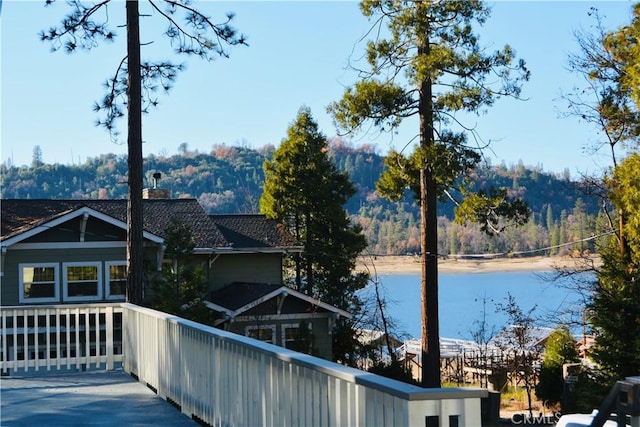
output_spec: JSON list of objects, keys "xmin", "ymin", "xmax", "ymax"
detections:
[
  {"xmin": 282, "ymin": 322, "xmax": 313, "ymax": 352},
  {"xmin": 105, "ymin": 261, "xmax": 127, "ymax": 300},
  {"xmin": 63, "ymin": 262, "xmax": 102, "ymax": 302},
  {"xmin": 245, "ymin": 325, "xmax": 276, "ymax": 344},
  {"xmin": 19, "ymin": 263, "xmax": 59, "ymax": 303},
  {"xmin": 282, "ymin": 323, "xmax": 301, "ymax": 349}
]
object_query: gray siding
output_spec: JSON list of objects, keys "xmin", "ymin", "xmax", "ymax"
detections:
[
  {"xmin": 209, "ymin": 253, "xmax": 283, "ymax": 291},
  {"xmin": 1, "ymin": 246, "xmax": 159, "ymax": 306},
  {"xmin": 228, "ymin": 315, "xmax": 333, "ymax": 360}
]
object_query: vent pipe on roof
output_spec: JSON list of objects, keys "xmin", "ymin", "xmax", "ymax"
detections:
[{"xmin": 143, "ymin": 172, "xmax": 171, "ymax": 199}]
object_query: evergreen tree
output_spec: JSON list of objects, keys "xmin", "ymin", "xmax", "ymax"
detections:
[
  {"xmin": 32, "ymin": 145, "xmax": 44, "ymax": 168},
  {"xmin": 546, "ymin": 205, "xmax": 554, "ymax": 231},
  {"xmin": 328, "ymin": 0, "xmax": 530, "ymax": 387},
  {"xmin": 260, "ymin": 107, "xmax": 369, "ymax": 365},
  {"xmin": 40, "ymin": 0, "xmax": 246, "ymax": 304},
  {"xmin": 589, "ymin": 153, "xmax": 640, "ymax": 380},
  {"xmin": 147, "ymin": 219, "xmax": 214, "ymax": 325},
  {"xmin": 588, "ymin": 241, "xmax": 640, "ymax": 381},
  {"xmin": 559, "ymin": 7, "xmax": 640, "ymax": 406},
  {"xmin": 535, "ymin": 328, "xmax": 579, "ymax": 409},
  {"xmin": 605, "ymin": 3, "xmax": 640, "ymax": 111}
]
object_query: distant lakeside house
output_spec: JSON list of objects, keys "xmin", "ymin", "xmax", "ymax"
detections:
[{"xmin": 0, "ymin": 189, "xmax": 351, "ymax": 360}]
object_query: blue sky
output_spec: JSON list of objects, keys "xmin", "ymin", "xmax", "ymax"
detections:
[{"xmin": 1, "ymin": 1, "xmax": 635, "ymax": 176}]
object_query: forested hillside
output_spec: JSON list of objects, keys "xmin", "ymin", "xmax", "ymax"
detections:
[{"xmin": 1, "ymin": 141, "xmax": 603, "ymax": 256}]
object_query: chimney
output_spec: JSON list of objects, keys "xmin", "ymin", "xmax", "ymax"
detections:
[{"xmin": 143, "ymin": 172, "xmax": 171, "ymax": 199}]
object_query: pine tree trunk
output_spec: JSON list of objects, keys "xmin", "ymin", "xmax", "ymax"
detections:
[
  {"xmin": 126, "ymin": 0, "xmax": 144, "ymax": 305},
  {"xmin": 417, "ymin": 9, "xmax": 441, "ymax": 387},
  {"xmin": 305, "ymin": 208, "xmax": 313, "ymax": 295}
]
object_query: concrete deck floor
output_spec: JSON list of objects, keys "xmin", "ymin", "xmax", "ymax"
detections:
[{"xmin": 0, "ymin": 370, "xmax": 197, "ymax": 426}]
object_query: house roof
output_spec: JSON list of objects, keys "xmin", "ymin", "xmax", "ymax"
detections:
[
  {"xmin": 207, "ymin": 282, "xmax": 352, "ymax": 322},
  {"xmin": 211, "ymin": 214, "xmax": 302, "ymax": 251},
  {"xmin": 1, "ymin": 199, "xmax": 301, "ymax": 253}
]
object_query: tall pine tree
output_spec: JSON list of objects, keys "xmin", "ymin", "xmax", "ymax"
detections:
[
  {"xmin": 329, "ymin": 0, "xmax": 530, "ymax": 387},
  {"xmin": 40, "ymin": 0, "xmax": 246, "ymax": 304},
  {"xmin": 260, "ymin": 107, "xmax": 369, "ymax": 365}
]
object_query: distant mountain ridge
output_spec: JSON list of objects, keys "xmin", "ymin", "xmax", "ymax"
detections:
[{"xmin": 1, "ymin": 142, "xmax": 601, "ymax": 256}]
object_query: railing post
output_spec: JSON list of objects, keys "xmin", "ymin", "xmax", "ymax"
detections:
[
  {"xmin": 45, "ymin": 308, "xmax": 51, "ymax": 371},
  {"xmin": 106, "ymin": 306, "xmax": 114, "ymax": 370},
  {"xmin": 1, "ymin": 310, "xmax": 6, "ymax": 375},
  {"xmin": 21, "ymin": 309, "xmax": 27, "ymax": 372},
  {"xmin": 11, "ymin": 309, "xmax": 17, "ymax": 371},
  {"xmin": 34, "ymin": 308, "xmax": 39, "ymax": 371}
]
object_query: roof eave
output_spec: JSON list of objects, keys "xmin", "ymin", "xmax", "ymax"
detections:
[
  {"xmin": 197, "ymin": 246, "xmax": 304, "ymax": 255},
  {"xmin": 228, "ymin": 286, "xmax": 352, "ymax": 320}
]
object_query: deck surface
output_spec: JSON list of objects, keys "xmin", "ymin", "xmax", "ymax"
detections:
[{"xmin": 0, "ymin": 370, "xmax": 197, "ymax": 426}]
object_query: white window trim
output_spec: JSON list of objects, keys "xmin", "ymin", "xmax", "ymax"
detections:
[
  {"xmin": 62, "ymin": 262, "xmax": 102, "ymax": 302},
  {"xmin": 105, "ymin": 261, "xmax": 127, "ymax": 300},
  {"xmin": 281, "ymin": 322, "xmax": 312, "ymax": 349},
  {"xmin": 19, "ymin": 263, "xmax": 60, "ymax": 304},
  {"xmin": 245, "ymin": 324, "xmax": 277, "ymax": 345}
]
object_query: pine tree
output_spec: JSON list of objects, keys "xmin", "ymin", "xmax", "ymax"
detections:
[
  {"xmin": 147, "ymin": 219, "xmax": 214, "ymax": 325},
  {"xmin": 260, "ymin": 107, "xmax": 369, "ymax": 365},
  {"xmin": 559, "ymin": 7, "xmax": 640, "ymax": 403},
  {"xmin": 328, "ymin": 0, "xmax": 530, "ymax": 387},
  {"xmin": 40, "ymin": 0, "xmax": 246, "ymax": 304},
  {"xmin": 590, "ymin": 153, "xmax": 640, "ymax": 380}
]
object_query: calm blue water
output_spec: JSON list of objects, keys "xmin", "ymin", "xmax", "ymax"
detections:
[{"xmin": 368, "ymin": 271, "xmax": 585, "ymax": 340}]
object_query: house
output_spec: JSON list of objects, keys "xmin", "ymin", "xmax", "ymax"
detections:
[{"xmin": 0, "ymin": 193, "xmax": 351, "ymax": 359}]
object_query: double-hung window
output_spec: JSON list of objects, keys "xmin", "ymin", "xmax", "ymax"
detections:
[
  {"xmin": 19, "ymin": 263, "xmax": 59, "ymax": 303},
  {"xmin": 63, "ymin": 262, "xmax": 102, "ymax": 302},
  {"xmin": 105, "ymin": 261, "xmax": 127, "ymax": 300}
]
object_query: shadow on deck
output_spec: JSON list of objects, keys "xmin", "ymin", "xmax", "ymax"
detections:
[{"xmin": 0, "ymin": 370, "xmax": 196, "ymax": 427}]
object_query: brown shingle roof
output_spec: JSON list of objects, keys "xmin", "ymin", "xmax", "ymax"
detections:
[
  {"xmin": 1, "ymin": 199, "xmax": 227, "ymax": 248},
  {"xmin": 211, "ymin": 214, "xmax": 302, "ymax": 249},
  {"xmin": 1, "ymin": 200, "xmax": 302, "ymax": 252}
]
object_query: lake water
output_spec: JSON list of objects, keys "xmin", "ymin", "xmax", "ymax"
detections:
[{"xmin": 367, "ymin": 270, "xmax": 586, "ymax": 340}]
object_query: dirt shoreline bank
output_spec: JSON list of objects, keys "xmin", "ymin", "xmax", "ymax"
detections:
[{"xmin": 356, "ymin": 255, "xmax": 598, "ymax": 275}]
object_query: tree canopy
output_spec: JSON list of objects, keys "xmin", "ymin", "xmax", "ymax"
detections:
[
  {"xmin": 147, "ymin": 219, "xmax": 214, "ymax": 325},
  {"xmin": 260, "ymin": 107, "xmax": 369, "ymax": 365},
  {"xmin": 591, "ymin": 153, "xmax": 640, "ymax": 380},
  {"xmin": 605, "ymin": 3, "xmax": 640, "ymax": 110},
  {"xmin": 329, "ymin": 0, "xmax": 530, "ymax": 387},
  {"xmin": 535, "ymin": 328, "xmax": 579, "ymax": 409},
  {"xmin": 558, "ymin": 4, "xmax": 640, "ymax": 405}
]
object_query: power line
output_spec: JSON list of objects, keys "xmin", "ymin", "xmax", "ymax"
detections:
[{"xmin": 441, "ymin": 230, "xmax": 616, "ymax": 260}]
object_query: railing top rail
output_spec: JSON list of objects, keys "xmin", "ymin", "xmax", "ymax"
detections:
[
  {"xmin": 122, "ymin": 303, "xmax": 488, "ymax": 402},
  {"xmin": 1, "ymin": 303, "xmax": 124, "ymax": 311}
]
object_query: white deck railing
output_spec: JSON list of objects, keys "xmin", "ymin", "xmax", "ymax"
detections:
[
  {"xmin": 123, "ymin": 303, "xmax": 487, "ymax": 427},
  {"xmin": 0, "ymin": 303, "xmax": 123, "ymax": 373},
  {"xmin": 0, "ymin": 303, "xmax": 487, "ymax": 426}
]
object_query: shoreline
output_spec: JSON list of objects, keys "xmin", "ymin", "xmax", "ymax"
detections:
[{"xmin": 356, "ymin": 255, "xmax": 598, "ymax": 275}]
